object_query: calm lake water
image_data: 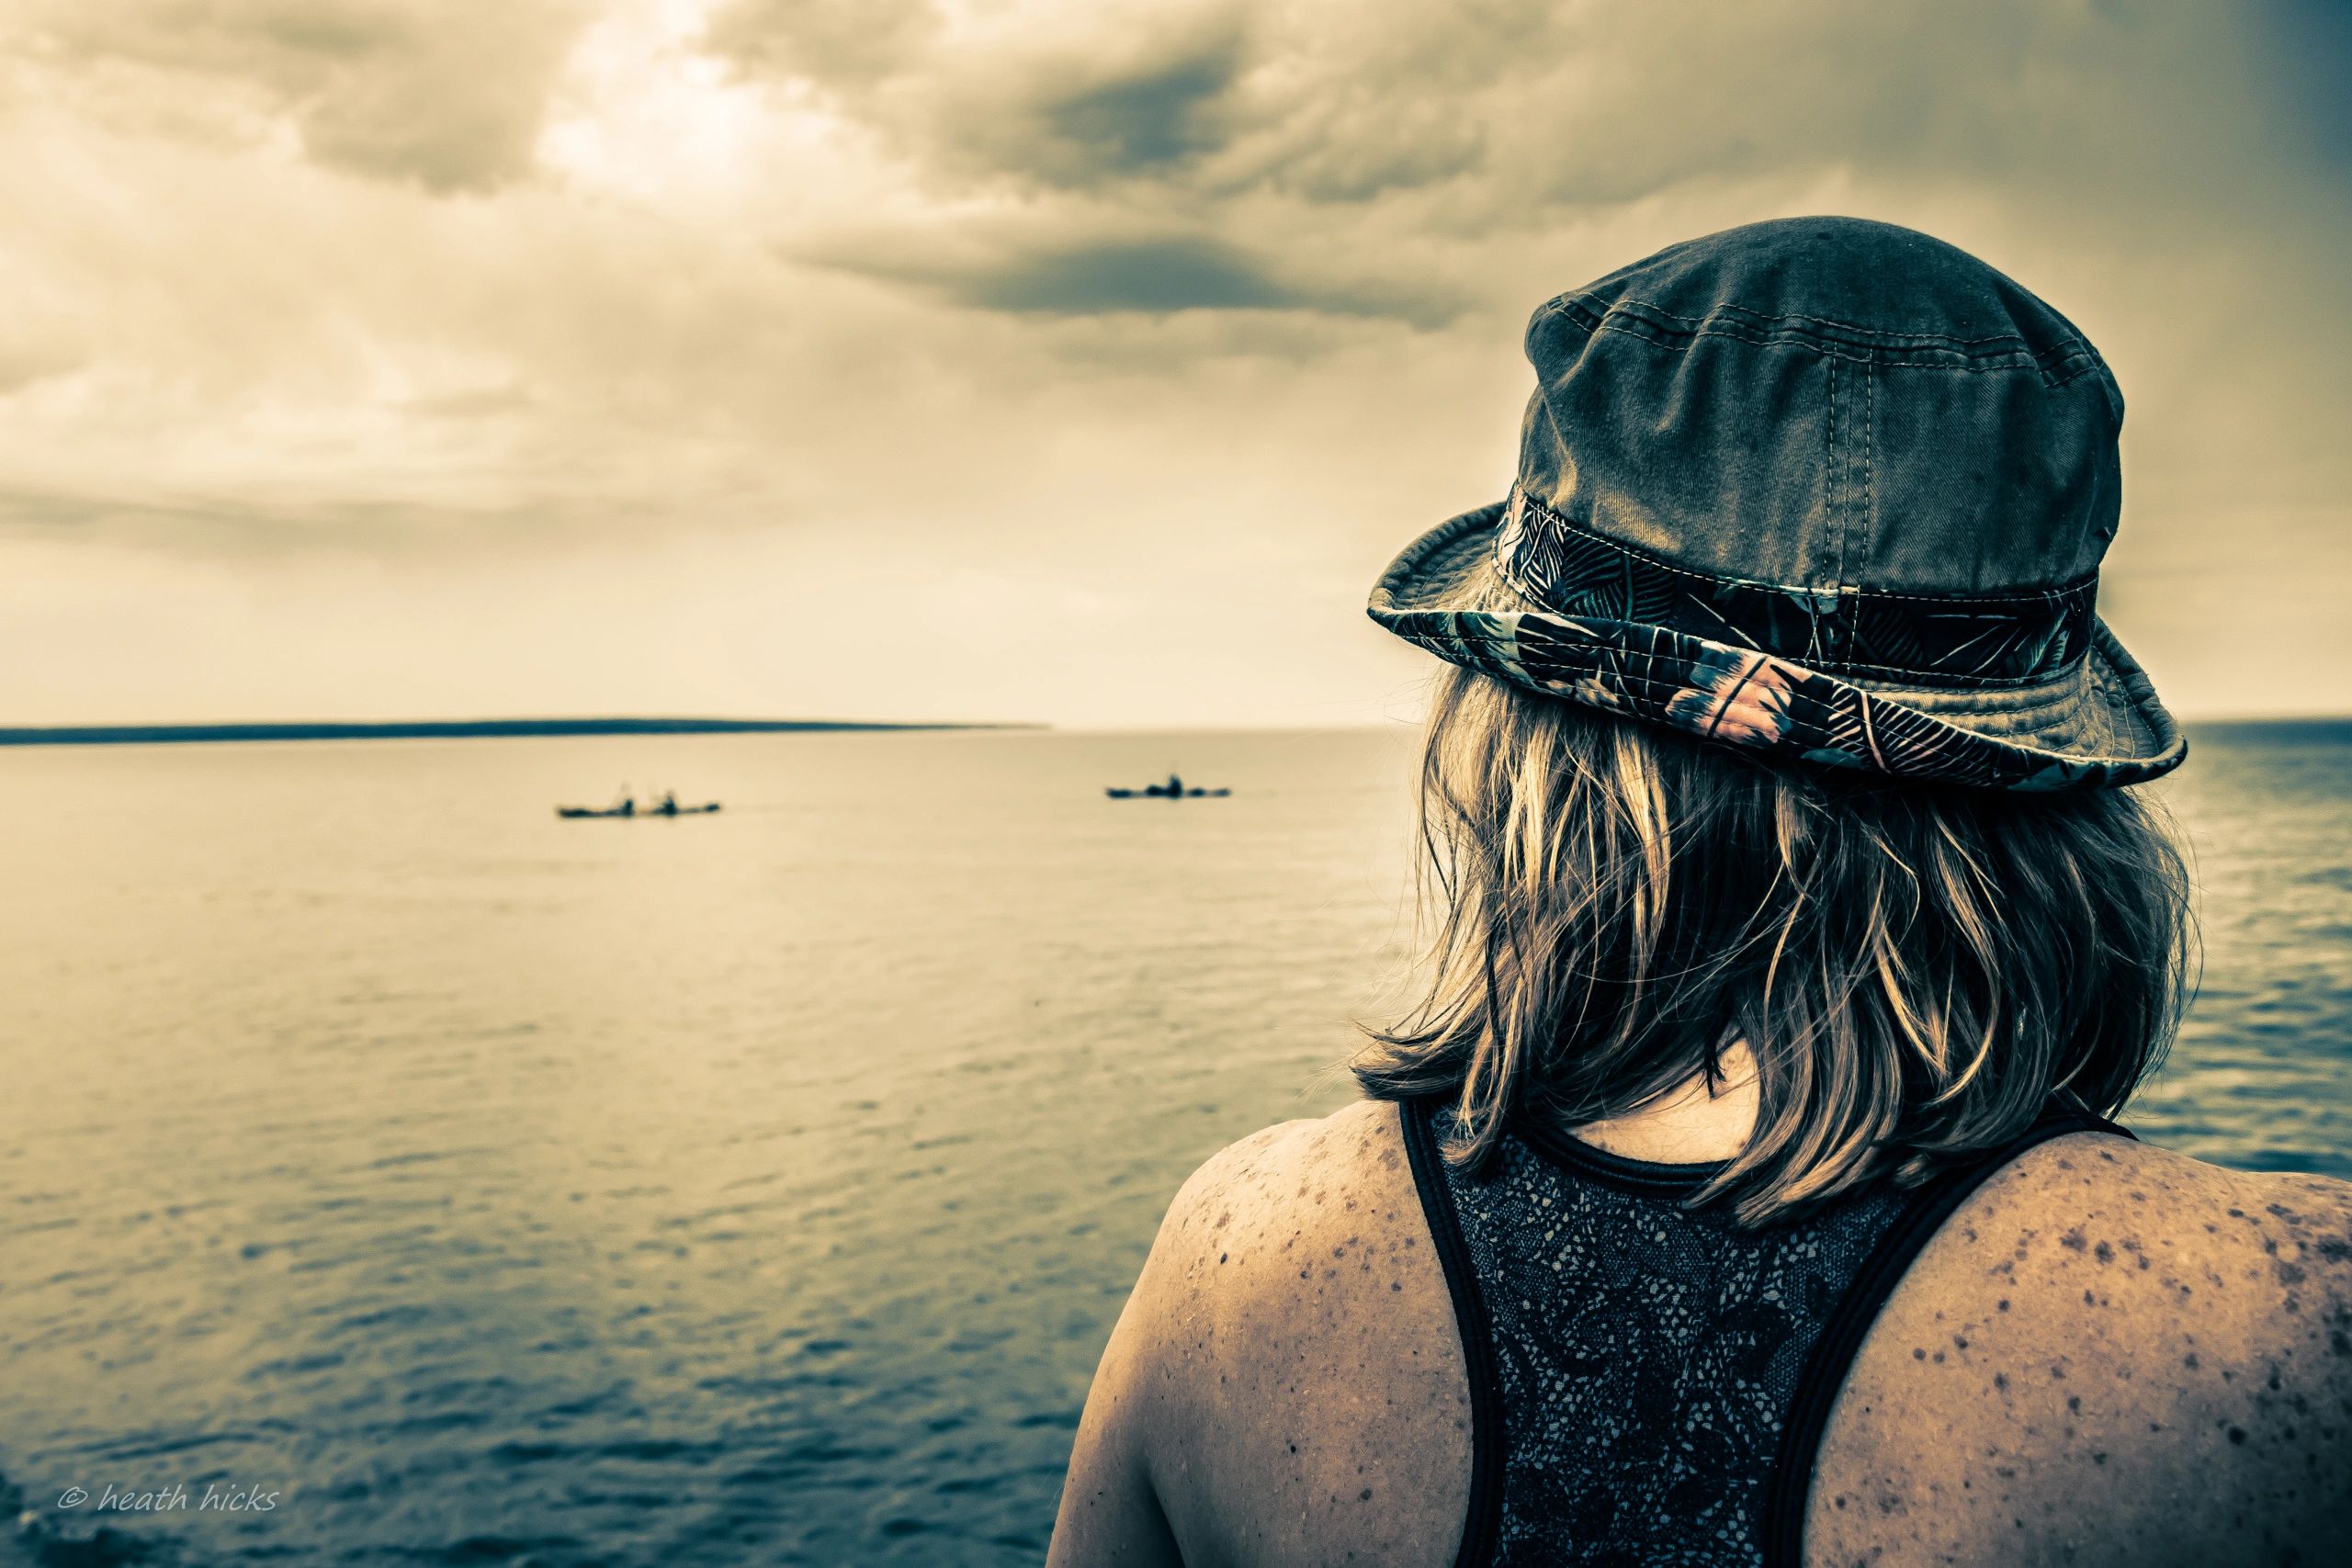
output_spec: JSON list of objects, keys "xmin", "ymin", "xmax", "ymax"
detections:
[{"xmin": 1, "ymin": 724, "xmax": 2346, "ymax": 1566}]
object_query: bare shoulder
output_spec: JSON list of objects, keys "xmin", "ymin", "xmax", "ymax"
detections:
[
  {"xmin": 1139, "ymin": 1097, "xmax": 1442, "ymax": 1404},
  {"xmin": 1813, "ymin": 1134, "xmax": 2352, "ymax": 1567},
  {"xmin": 1128, "ymin": 1098, "xmax": 1468, "ymax": 1568},
  {"xmin": 1912, "ymin": 1135, "xmax": 2352, "ymax": 1375},
  {"xmin": 1154, "ymin": 1097, "xmax": 1420, "ymax": 1274}
]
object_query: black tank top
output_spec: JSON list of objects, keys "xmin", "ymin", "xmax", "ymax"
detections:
[{"xmin": 1400, "ymin": 1098, "xmax": 2131, "ymax": 1568}]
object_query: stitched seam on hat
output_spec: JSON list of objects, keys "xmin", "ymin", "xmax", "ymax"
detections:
[
  {"xmin": 1863, "ymin": 361, "xmax": 1877, "ymax": 584},
  {"xmin": 1559, "ymin": 293, "xmax": 2098, "ymax": 375},
  {"xmin": 1544, "ymin": 290, "xmax": 2111, "ymax": 386},
  {"xmin": 1565, "ymin": 292, "xmax": 2038, "ymax": 349},
  {"xmin": 1510, "ymin": 487, "xmax": 2099, "ymax": 605},
  {"xmin": 1577, "ymin": 315, "xmax": 2097, "ymax": 381},
  {"xmin": 2045, "ymin": 358, "xmax": 2109, "ymax": 391},
  {"xmin": 1828, "ymin": 357, "xmax": 1847, "ymax": 591}
]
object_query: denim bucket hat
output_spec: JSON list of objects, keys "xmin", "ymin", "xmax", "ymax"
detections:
[{"xmin": 1369, "ymin": 217, "xmax": 2185, "ymax": 790}]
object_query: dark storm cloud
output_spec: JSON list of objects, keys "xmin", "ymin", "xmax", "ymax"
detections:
[
  {"xmin": 907, "ymin": 22, "xmax": 1253, "ymax": 193},
  {"xmin": 821, "ymin": 231, "xmax": 1459, "ymax": 326},
  {"xmin": 712, "ymin": 3, "xmax": 1251, "ymax": 193},
  {"xmin": 920, "ymin": 237, "xmax": 1295, "ymax": 314},
  {"xmin": 22, "ymin": 0, "xmax": 588, "ymax": 193},
  {"xmin": 1027, "ymin": 29, "xmax": 1243, "ymax": 181},
  {"xmin": 705, "ymin": 0, "xmax": 1478, "ymax": 201}
]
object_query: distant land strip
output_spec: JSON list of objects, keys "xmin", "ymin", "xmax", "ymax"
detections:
[{"xmin": 0, "ymin": 718, "xmax": 1046, "ymax": 748}]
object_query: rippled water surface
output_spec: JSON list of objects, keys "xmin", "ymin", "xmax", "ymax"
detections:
[{"xmin": 0, "ymin": 724, "xmax": 2346, "ymax": 1565}]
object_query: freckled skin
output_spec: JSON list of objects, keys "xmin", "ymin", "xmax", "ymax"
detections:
[
  {"xmin": 1046, "ymin": 1107, "xmax": 2352, "ymax": 1567},
  {"xmin": 1047, "ymin": 1102, "xmax": 1466, "ymax": 1567},
  {"xmin": 1808, "ymin": 1137, "xmax": 2352, "ymax": 1568}
]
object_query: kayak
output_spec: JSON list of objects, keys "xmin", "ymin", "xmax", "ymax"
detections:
[
  {"xmin": 1104, "ymin": 786, "xmax": 1230, "ymax": 799},
  {"xmin": 555, "ymin": 803, "xmax": 722, "ymax": 818}
]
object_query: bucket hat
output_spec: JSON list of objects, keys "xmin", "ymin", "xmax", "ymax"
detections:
[{"xmin": 1369, "ymin": 217, "xmax": 2184, "ymax": 790}]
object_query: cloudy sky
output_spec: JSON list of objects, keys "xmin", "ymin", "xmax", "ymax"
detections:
[{"xmin": 1, "ymin": 0, "xmax": 2345, "ymax": 728}]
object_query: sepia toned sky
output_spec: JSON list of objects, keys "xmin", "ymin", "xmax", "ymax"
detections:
[{"xmin": 1, "ymin": 0, "xmax": 2346, "ymax": 728}]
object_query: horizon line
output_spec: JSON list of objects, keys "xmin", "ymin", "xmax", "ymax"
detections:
[
  {"xmin": 0, "ymin": 717, "xmax": 1049, "ymax": 749},
  {"xmin": 2, "ymin": 713, "xmax": 2345, "ymax": 750}
]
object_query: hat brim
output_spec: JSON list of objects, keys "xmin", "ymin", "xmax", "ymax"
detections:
[{"xmin": 1369, "ymin": 502, "xmax": 2186, "ymax": 791}]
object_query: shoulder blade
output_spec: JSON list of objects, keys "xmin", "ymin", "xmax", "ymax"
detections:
[
  {"xmin": 1808, "ymin": 1136, "xmax": 2352, "ymax": 1566},
  {"xmin": 1140, "ymin": 1100, "xmax": 1473, "ymax": 1568}
]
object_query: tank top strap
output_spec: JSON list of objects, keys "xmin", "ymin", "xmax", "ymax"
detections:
[
  {"xmin": 1758, "ymin": 1107, "xmax": 2135, "ymax": 1567},
  {"xmin": 1399, "ymin": 1096, "xmax": 1507, "ymax": 1568}
]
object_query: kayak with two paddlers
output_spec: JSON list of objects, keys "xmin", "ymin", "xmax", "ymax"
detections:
[
  {"xmin": 556, "ymin": 788, "xmax": 721, "ymax": 819},
  {"xmin": 1105, "ymin": 773, "xmax": 1230, "ymax": 800}
]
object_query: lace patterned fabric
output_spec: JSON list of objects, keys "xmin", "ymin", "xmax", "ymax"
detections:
[{"xmin": 1430, "ymin": 1115, "xmax": 1907, "ymax": 1567}]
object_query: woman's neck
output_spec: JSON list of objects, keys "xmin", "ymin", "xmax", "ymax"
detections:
[{"xmin": 1569, "ymin": 1043, "xmax": 1760, "ymax": 1165}]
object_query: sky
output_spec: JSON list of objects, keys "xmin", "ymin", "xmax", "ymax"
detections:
[{"xmin": 0, "ymin": 0, "xmax": 2346, "ymax": 728}]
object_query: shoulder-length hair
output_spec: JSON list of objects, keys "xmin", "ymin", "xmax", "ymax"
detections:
[{"xmin": 1356, "ymin": 667, "xmax": 2195, "ymax": 1226}]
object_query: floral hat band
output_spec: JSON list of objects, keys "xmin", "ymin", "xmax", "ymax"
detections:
[{"xmin": 1491, "ymin": 486, "xmax": 2101, "ymax": 690}]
